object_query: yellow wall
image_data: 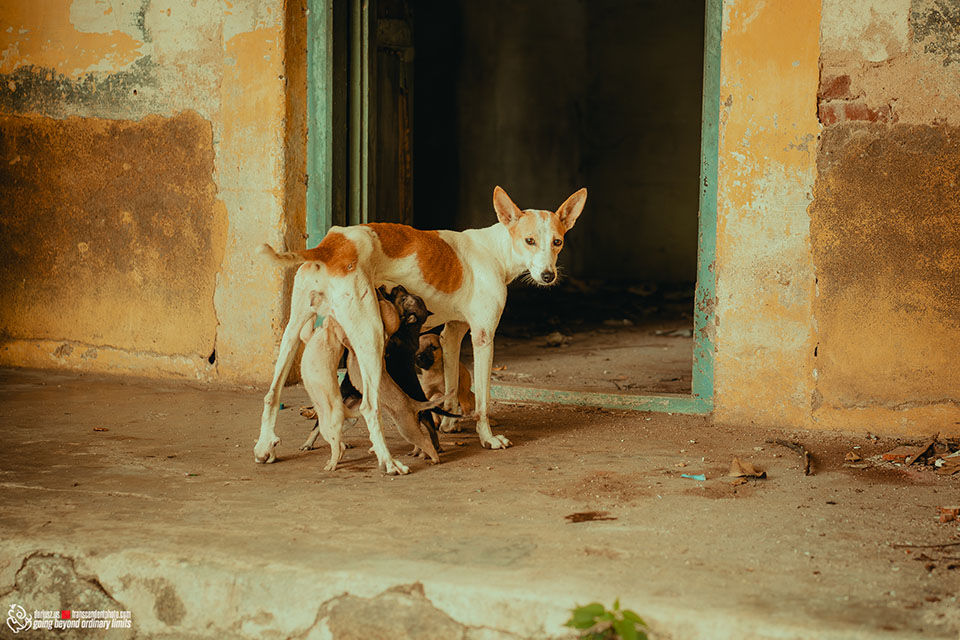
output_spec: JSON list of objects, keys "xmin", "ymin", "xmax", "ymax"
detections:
[
  {"xmin": 714, "ymin": 0, "xmax": 821, "ymax": 428},
  {"xmin": 0, "ymin": 0, "xmax": 306, "ymax": 385},
  {"xmin": 715, "ymin": 0, "xmax": 960, "ymax": 436}
]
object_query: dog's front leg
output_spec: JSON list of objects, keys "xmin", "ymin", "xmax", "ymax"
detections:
[
  {"xmin": 471, "ymin": 326, "xmax": 511, "ymax": 449},
  {"xmin": 255, "ymin": 306, "xmax": 315, "ymax": 463},
  {"xmin": 438, "ymin": 321, "xmax": 469, "ymax": 433}
]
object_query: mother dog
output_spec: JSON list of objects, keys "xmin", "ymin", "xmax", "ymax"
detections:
[{"xmin": 255, "ymin": 186, "xmax": 586, "ymax": 473}]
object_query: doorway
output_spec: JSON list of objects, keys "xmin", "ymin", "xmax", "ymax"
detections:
[{"xmin": 305, "ymin": 0, "xmax": 720, "ymax": 413}]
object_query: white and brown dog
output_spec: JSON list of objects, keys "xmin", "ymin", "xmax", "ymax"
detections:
[{"xmin": 255, "ymin": 186, "xmax": 586, "ymax": 473}]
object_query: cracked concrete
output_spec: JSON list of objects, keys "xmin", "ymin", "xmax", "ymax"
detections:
[{"xmin": 1, "ymin": 367, "xmax": 959, "ymax": 639}]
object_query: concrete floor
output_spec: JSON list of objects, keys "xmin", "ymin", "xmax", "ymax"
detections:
[{"xmin": 1, "ymin": 367, "xmax": 958, "ymax": 639}]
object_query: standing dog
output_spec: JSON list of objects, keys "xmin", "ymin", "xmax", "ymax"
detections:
[{"xmin": 255, "ymin": 186, "xmax": 586, "ymax": 473}]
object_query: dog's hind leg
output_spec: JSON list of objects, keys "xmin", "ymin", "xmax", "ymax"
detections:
[
  {"xmin": 438, "ymin": 321, "xmax": 469, "ymax": 433},
  {"xmin": 334, "ymin": 280, "xmax": 410, "ymax": 475},
  {"xmin": 255, "ymin": 280, "xmax": 316, "ymax": 463}
]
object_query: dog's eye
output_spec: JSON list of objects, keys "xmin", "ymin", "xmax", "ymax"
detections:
[
  {"xmin": 525, "ymin": 237, "xmax": 536, "ymax": 246},
  {"xmin": 553, "ymin": 238, "xmax": 562, "ymax": 247}
]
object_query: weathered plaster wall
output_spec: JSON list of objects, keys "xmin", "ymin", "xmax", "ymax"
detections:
[
  {"xmin": 810, "ymin": 0, "xmax": 960, "ymax": 433},
  {"xmin": 713, "ymin": 0, "xmax": 821, "ymax": 428},
  {"xmin": 0, "ymin": 0, "xmax": 305, "ymax": 384},
  {"xmin": 716, "ymin": 0, "xmax": 960, "ymax": 436}
]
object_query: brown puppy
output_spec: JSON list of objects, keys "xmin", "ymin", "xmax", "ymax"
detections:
[
  {"xmin": 299, "ymin": 295, "xmax": 443, "ymax": 471},
  {"xmin": 417, "ymin": 333, "xmax": 475, "ymax": 424}
]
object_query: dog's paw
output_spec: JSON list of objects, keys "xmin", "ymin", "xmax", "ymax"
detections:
[
  {"xmin": 323, "ymin": 460, "xmax": 339, "ymax": 471},
  {"xmin": 481, "ymin": 434, "xmax": 512, "ymax": 449},
  {"xmin": 438, "ymin": 416, "xmax": 463, "ymax": 433},
  {"xmin": 381, "ymin": 457, "xmax": 410, "ymax": 475},
  {"xmin": 254, "ymin": 436, "xmax": 281, "ymax": 463},
  {"xmin": 408, "ymin": 445, "xmax": 423, "ymax": 457},
  {"xmin": 299, "ymin": 429, "xmax": 321, "ymax": 451}
]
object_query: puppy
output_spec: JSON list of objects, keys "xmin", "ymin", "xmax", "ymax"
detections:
[
  {"xmin": 417, "ymin": 333, "xmax": 475, "ymax": 418},
  {"xmin": 299, "ymin": 294, "xmax": 443, "ymax": 470},
  {"xmin": 340, "ymin": 285, "xmax": 451, "ymax": 456}
]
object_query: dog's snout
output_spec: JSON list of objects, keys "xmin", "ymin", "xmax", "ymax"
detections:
[{"xmin": 541, "ymin": 270, "xmax": 556, "ymax": 283}]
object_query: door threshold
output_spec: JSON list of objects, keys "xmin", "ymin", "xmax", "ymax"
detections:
[{"xmin": 490, "ymin": 384, "xmax": 712, "ymax": 414}]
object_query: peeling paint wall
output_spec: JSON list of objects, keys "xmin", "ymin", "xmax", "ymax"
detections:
[
  {"xmin": 810, "ymin": 0, "xmax": 960, "ymax": 433},
  {"xmin": 713, "ymin": 0, "xmax": 821, "ymax": 429},
  {"xmin": 0, "ymin": 0, "xmax": 306, "ymax": 384},
  {"xmin": 715, "ymin": 0, "xmax": 960, "ymax": 436}
]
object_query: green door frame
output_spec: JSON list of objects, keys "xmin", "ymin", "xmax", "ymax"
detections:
[{"xmin": 305, "ymin": 0, "xmax": 721, "ymax": 415}]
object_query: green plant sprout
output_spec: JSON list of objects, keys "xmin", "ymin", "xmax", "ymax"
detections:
[{"xmin": 564, "ymin": 599, "xmax": 648, "ymax": 640}]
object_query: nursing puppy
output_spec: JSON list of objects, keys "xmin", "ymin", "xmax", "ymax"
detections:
[
  {"xmin": 298, "ymin": 293, "xmax": 442, "ymax": 469},
  {"xmin": 339, "ymin": 284, "xmax": 448, "ymax": 456},
  {"xmin": 416, "ymin": 333, "xmax": 475, "ymax": 420}
]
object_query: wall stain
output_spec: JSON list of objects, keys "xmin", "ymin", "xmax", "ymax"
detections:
[
  {"xmin": 0, "ymin": 57, "xmax": 158, "ymax": 119},
  {"xmin": 911, "ymin": 0, "xmax": 960, "ymax": 66},
  {"xmin": 810, "ymin": 122, "xmax": 960, "ymax": 408},
  {"xmin": 0, "ymin": 111, "xmax": 224, "ymax": 358}
]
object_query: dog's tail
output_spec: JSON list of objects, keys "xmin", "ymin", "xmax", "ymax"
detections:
[{"xmin": 258, "ymin": 243, "xmax": 309, "ymax": 267}]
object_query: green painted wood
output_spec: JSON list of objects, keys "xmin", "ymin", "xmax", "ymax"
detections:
[
  {"xmin": 306, "ymin": 0, "xmax": 333, "ymax": 247},
  {"xmin": 490, "ymin": 385, "xmax": 711, "ymax": 414},
  {"xmin": 691, "ymin": 0, "xmax": 721, "ymax": 408}
]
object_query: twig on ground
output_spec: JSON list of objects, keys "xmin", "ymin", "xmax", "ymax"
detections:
[{"xmin": 892, "ymin": 541, "xmax": 960, "ymax": 550}]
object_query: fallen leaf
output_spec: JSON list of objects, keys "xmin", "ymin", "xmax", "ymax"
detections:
[
  {"xmin": 565, "ymin": 511, "xmax": 617, "ymax": 523},
  {"xmin": 937, "ymin": 506, "xmax": 959, "ymax": 523},
  {"xmin": 882, "ymin": 445, "xmax": 925, "ymax": 462},
  {"xmin": 492, "ymin": 365, "xmax": 507, "ymax": 371},
  {"xmin": 844, "ymin": 451, "xmax": 862, "ymax": 463},
  {"xmin": 300, "ymin": 406, "xmax": 317, "ymax": 419},
  {"xmin": 936, "ymin": 458, "xmax": 960, "ymax": 476},
  {"xmin": 93, "ymin": 427, "xmax": 109, "ymax": 432},
  {"xmin": 728, "ymin": 457, "xmax": 766, "ymax": 479}
]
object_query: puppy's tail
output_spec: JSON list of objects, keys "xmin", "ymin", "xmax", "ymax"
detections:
[
  {"xmin": 258, "ymin": 243, "xmax": 309, "ymax": 267},
  {"xmin": 412, "ymin": 390, "xmax": 462, "ymax": 417}
]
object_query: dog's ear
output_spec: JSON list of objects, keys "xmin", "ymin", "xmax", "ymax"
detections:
[
  {"xmin": 493, "ymin": 186, "xmax": 522, "ymax": 226},
  {"xmin": 556, "ymin": 187, "xmax": 587, "ymax": 231},
  {"xmin": 405, "ymin": 314, "xmax": 418, "ymax": 325}
]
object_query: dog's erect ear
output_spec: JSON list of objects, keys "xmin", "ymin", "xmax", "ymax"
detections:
[
  {"xmin": 556, "ymin": 188, "xmax": 587, "ymax": 231},
  {"xmin": 405, "ymin": 314, "xmax": 418, "ymax": 325},
  {"xmin": 493, "ymin": 186, "xmax": 522, "ymax": 226}
]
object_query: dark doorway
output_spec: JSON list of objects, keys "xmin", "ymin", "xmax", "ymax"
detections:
[{"xmin": 407, "ymin": 0, "xmax": 706, "ymax": 396}]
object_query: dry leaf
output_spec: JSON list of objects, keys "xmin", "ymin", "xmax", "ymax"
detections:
[
  {"xmin": 844, "ymin": 451, "xmax": 862, "ymax": 463},
  {"xmin": 728, "ymin": 456, "xmax": 766, "ymax": 479},
  {"xmin": 300, "ymin": 406, "xmax": 317, "ymax": 419},
  {"xmin": 93, "ymin": 427, "xmax": 109, "ymax": 432},
  {"xmin": 936, "ymin": 457, "xmax": 960, "ymax": 476}
]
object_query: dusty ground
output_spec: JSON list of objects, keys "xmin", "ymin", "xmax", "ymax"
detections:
[
  {"xmin": 470, "ymin": 280, "xmax": 695, "ymax": 395},
  {"xmin": 1, "ymin": 367, "xmax": 959, "ymax": 639}
]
